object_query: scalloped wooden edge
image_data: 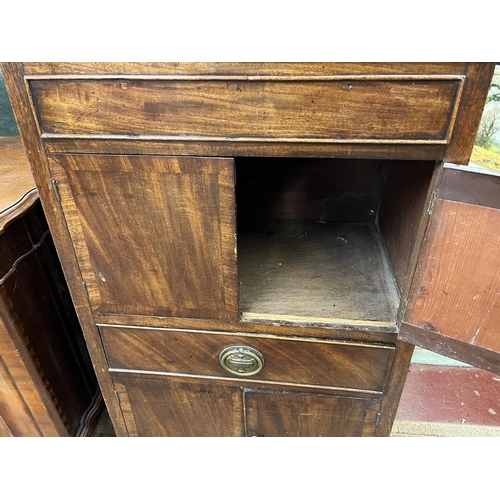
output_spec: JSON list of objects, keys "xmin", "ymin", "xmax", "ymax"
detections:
[{"xmin": 0, "ymin": 188, "xmax": 39, "ymax": 235}]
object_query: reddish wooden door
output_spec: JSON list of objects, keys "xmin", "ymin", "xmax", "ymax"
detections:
[
  {"xmin": 400, "ymin": 164, "xmax": 500, "ymax": 374},
  {"xmin": 47, "ymin": 154, "xmax": 238, "ymax": 321}
]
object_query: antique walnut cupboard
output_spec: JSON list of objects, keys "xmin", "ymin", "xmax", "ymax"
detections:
[{"xmin": 3, "ymin": 62, "xmax": 499, "ymax": 437}]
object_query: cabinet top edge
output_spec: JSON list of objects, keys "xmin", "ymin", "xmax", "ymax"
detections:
[{"xmin": 19, "ymin": 62, "xmax": 471, "ymax": 77}]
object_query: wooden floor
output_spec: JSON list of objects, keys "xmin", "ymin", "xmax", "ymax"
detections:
[{"xmin": 238, "ymin": 219, "xmax": 399, "ymax": 330}]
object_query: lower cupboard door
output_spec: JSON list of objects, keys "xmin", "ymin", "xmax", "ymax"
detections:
[
  {"xmin": 112, "ymin": 375, "xmax": 381, "ymax": 437},
  {"xmin": 113, "ymin": 377, "xmax": 245, "ymax": 437},
  {"xmin": 244, "ymin": 389, "xmax": 382, "ymax": 437}
]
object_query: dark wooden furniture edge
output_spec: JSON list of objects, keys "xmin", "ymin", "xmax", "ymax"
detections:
[
  {"xmin": 0, "ymin": 188, "xmax": 39, "ymax": 235},
  {"xmin": 446, "ymin": 62, "xmax": 496, "ymax": 165},
  {"xmin": 75, "ymin": 388, "xmax": 105, "ymax": 437},
  {"xmin": 395, "ymin": 162, "xmax": 444, "ymax": 325},
  {"xmin": 1, "ymin": 62, "xmax": 128, "ymax": 436},
  {"xmin": 22, "ymin": 62, "xmax": 470, "ymax": 76},
  {"xmin": 374, "ymin": 339, "xmax": 415, "ymax": 436},
  {"xmin": 23, "ymin": 62, "xmax": 494, "ymax": 165},
  {"xmin": 94, "ymin": 315, "xmax": 398, "ymax": 343},
  {"xmin": 439, "ymin": 164, "xmax": 500, "ymax": 208},
  {"xmin": 400, "ymin": 322, "xmax": 500, "ymax": 376},
  {"xmin": 44, "ymin": 139, "xmax": 450, "ymax": 161}
]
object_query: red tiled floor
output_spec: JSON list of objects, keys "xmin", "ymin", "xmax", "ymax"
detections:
[{"xmin": 395, "ymin": 364, "xmax": 500, "ymax": 426}]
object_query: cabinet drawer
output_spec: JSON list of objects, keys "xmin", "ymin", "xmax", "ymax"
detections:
[
  {"xmin": 99, "ymin": 326, "xmax": 394, "ymax": 393},
  {"xmin": 30, "ymin": 78, "xmax": 461, "ymax": 144}
]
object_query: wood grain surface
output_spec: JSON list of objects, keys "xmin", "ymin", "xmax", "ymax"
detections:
[
  {"xmin": 96, "ymin": 314, "xmax": 398, "ymax": 342},
  {"xmin": 43, "ymin": 138, "xmax": 450, "ymax": 162},
  {"xmin": 100, "ymin": 326, "xmax": 394, "ymax": 393},
  {"xmin": 238, "ymin": 220, "xmax": 399, "ymax": 328},
  {"xmin": 30, "ymin": 78, "xmax": 459, "ymax": 143},
  {"xmin": 0, "ymin": 136, "xmax": 38, "ymax": 234},
  {"xmin": 1, "ymin": 62, "xmax": 130, "ymax": 436},
  {"xmin": 23, "ymin": 62, "xmax": 469, "ymax": 76},
  {"xmin": 0, "ymin": 295, "xmax": 68, "ymax": 436},
  {"xmin": 0, "ymin": 202, "xmax": 100, "ymax": 436},
  {"xmin": 4, "ymin": 61, "xmax": 496, "ymax": 437},
  {"xmin": 48, "ymin": 154, "xmax": 238, "ymax": 321},
  {"xmin": 244, "ymin": 389, "xmax": 381, "ymax": 437},
  {"xmin": 446, "ymin": 63, "xmax": 496, "ymax": 165},
  {"xmin": 405, "ymin": 199, "xmax": 500, "ymax": 353},
  {"xmin": 399, "ymin": 323, "xmax": 500, "ymax": 376},
  {"xmin": 112, "ymin": 372, "xmax": 382, "ymax": 437},
  {"xmin": 438, "ymin": 164, "xmax": 500, "ymax": 209},
  {"xmin": 374, "ymin": 339, "xmax": 415, "ymax": 436},
  {"xmin": 378, "ymin": 160, "xmax": 435, "ymax": 293},
  {"xmin": 113, "ymin": 376, "xmax": 244, "ymax": 437}
]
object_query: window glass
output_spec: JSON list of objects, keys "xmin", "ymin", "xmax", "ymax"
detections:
[
  {"xmin": 470, "ymin": 64, "xmax": 500, "ymax": 172},
  {"xmin": 0, "ymin": 69, "xmax": 19, "ymax": 136}
]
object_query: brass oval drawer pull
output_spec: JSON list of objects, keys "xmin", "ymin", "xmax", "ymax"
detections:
[{"xmin": 219, "ymin": 346, "xmax": 265, "ymax": 377}]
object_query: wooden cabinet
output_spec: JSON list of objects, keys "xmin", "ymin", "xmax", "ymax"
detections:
[{"xmin": 2, "ymin": 62, "xmax": 497, "ymax": 437}]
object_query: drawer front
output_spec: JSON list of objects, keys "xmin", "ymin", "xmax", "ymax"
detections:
[
  {"xmin": 99, "ymin": 326, "xmax": 394, "ymax": 393},
  {"xmin": 30, "ymin": 78, "xmax": 461, "ymax": 143}
]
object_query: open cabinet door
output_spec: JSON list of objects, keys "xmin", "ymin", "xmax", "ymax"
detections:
[{"xmin": 400, "ymin": 163, "xmax": 500, "ymax": 375}]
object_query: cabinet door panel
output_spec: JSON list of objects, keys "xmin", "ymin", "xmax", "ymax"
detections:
[
  {"xmin": 48, "ymin": 154, "xmax": 238, "ymax": 321},
  {"xmin": 244, "ymin": 389, "xmax": 380, "ymax": 437},
  {"xmin": 113, "ymin": 376, "xmax": 244, "ymax": 437},
  {"xmin": 401, "ymin": 165, "xmax": 500, "ymax": 374}
]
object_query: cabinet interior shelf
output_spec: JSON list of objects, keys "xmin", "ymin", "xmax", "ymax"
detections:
[{"xmin": 238, "ymin": 219, "xmax": 400, "ymax": 331}]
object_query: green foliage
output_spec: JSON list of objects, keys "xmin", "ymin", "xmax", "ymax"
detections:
[
  {"xmin": 475, "ymin": 73, "xmax": 500, "ymax": 148},
  {"xmin": 486, "ymin": 82, "xmax": 500, "ymax": 104}
]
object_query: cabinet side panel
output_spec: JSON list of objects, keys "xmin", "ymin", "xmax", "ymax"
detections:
[
  {"xmin": 378, "ymin": 160, "xmax": 435, "ymax": 293},
  {"xmin": 1, "ymin": 206, "xmax": 98, "ymax": 435}
]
